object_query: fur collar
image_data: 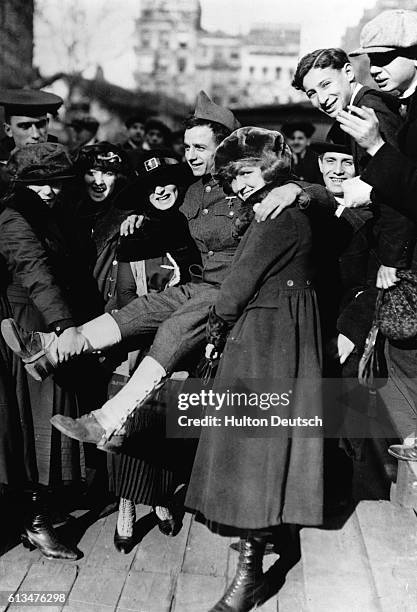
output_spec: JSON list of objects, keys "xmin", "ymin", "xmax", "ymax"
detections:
[{"xmin": 231, "ymin": 178, "xmax": 289, "ymax": 239}]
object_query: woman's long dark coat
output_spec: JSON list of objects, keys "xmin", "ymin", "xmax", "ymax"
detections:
[
  {"xmin": 0, "ymin": 187, "xmax": 88, "ymax": 486},
  {"xmin": 186, "ymin": 191, "xmax": 323, "ymax": 533},
  {"xmin": 0, "ymin": 289, "xmax": 38, "ymax": 488}
]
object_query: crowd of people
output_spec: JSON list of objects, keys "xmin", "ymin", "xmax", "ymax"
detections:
[{"xmin": 0, "ymin": 7, "xmax": 417, "ymax": 611}]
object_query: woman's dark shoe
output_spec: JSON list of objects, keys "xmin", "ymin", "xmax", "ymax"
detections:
[
  {"xmin": 113, "ymin": 528, "xmax": 134, "ymax": 554},
  {"xmin": 209, "ymin": 538, "xmax": 268, "ymax": 612},
  {"xmin": 152, "ymin": 505, "xmax": 183, "ymax": 537},
  {"xmin": 23, "ymin": 490, "xmax": 79, "ymax": 560},
  {"xmin": 1, "ymin": 318, "xmax": 57, "ymax": 381}
]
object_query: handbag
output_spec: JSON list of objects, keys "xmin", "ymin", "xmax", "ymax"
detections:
[
  {"xmin": 358, "ymin": 289, "xmax": 388, "ymax": 389},
  {"xmin": 379, "ymin": 270, "xmax": 417, "ymax": 340}
]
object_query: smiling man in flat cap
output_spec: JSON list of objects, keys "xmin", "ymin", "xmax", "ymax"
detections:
[{"xmin": 0, "ymin": 89, "xmax": 63, "ymax": 163}]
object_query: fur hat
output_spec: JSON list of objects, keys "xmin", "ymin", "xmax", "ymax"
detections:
[
  {"xmin": 194, "ymin": 90, "xmax": 240, "ymax": 132},
  {"xmin": 214, "ymin": 127, "xmax": 292, "ymax": 188},
  {"xmin": 6, "ymin": 143, "xmax": 75, "ymax": 184}
]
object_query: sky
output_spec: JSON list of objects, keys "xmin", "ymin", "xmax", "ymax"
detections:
[{"xmin": 34, "ymin": 0, "xmax": 378, "ymax": 89}]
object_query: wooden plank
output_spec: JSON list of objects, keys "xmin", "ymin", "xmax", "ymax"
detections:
[
  {"xmin": 84, "ymin": 512, "xmax": 137, "ymax": 570},
  {"xmin": 356, "ymin": 500, "xmax": 417, "ymax": 612},
  {"xmin": 277, "ymin": 560, "xmax": 306, "ymax": 612},
  {"xmin": 117, "ymin": 570, "xmax": 173, "ymax": 612},
  {"xmin": 181, "ymin": 517, "xmax": 228, "ymax": 577},
  {"xmin": 68, "ymin": 514, "xmax": 107, "ymax": 564},
  {"xmin": 172, "ymin": 573, "xmax": 226, "ymax": 611},
  {"xmin": 133, "ymin": 510, "xmax": 191, "ymax": 575},
  {"xmin": 301, "ymin": 511, "xmax": 380, "ymax": 611},
  {"xmin": 391, "ymin": 460, "xmax": 417, "ymax": 511},
  {"xmin": 8, "ymin": 560, "xmax": 77, "ymax": 612},
  {"xmin": 69, "ymin": 566, "xmax": 126, "ymax": 609},
  {"xmin": 61, "ymin": 603, "xmax": 114, "ymax": 612}
]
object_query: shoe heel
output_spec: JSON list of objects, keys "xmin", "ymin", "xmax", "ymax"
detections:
[
  {"xmin": 21, "ymin": 534, "xmax": 36, "ymax": 551},
  {"xmin": 24, "ymin": 356, "xmax": 54, "ymax": 381}
]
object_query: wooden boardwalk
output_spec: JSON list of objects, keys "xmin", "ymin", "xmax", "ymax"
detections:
[{"xmin": 0, "ymin": 496, "xmax": 416, "ymax": 612}]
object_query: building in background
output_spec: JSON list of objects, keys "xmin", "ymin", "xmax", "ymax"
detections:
[
  {"xmin": 0, "ymin": 0, "xmax": 34, "ymax": 88},
  {"xmin": 240, "ymin": 23, "xmax": 304, "ymax": 106},
  {"xmin": 134, "ymin": 0, "xmax": 202, "ymax": 104},
  {"xmin": 134, "ymin": 0, "xmax": 303, "ymax": 107}
]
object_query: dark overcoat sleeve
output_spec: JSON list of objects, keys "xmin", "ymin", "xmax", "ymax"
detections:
[
  {"xmin": 215, "ymin": 211, "xmax": 299, "ymax": 323},
  {"xmin": 357, "ymin": 92, "xmax": 414, "ymax": 269},
  {"xmin": 0, "ymin": 209, "xmax": 74, "ymax": 330},
  {"xmin": 362, "ymin": 143, "xmax": 417, "ymax": 221}
]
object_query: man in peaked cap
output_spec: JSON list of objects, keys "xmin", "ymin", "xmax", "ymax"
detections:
[
  {"xmin": 281, "ymin": 121, "xmax": 323, "ymax": 183},
  {"xmin": 333, "ymin": 9, "xmax": 417, "ymax": 462},
  {"xmin": 0, "ymin": 89, "xmax": 63, "ymax": 163},
  {"xmin": 13, "ymin": 91, "xmax": 302, "ymax": 450},
  {"xmin": 66, "ymin": 116, "xmax": 100, "ymax": 150}
]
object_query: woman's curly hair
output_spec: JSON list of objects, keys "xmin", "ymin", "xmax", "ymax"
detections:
[{"xmin": 214, "ymin": 127, "xmax": 292, "ymax": 194}]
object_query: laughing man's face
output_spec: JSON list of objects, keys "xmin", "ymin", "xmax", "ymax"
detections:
[
  {"xmin": 184, "ymin": 125, "xmax": 217, "ymax": 177},
  {"xmin": 319, "ymin": 151, "xmax": 356, "ymax": 196},
  {"xmin": 303, "ymin": 65, "xmax": 354, "ymax": 118}
]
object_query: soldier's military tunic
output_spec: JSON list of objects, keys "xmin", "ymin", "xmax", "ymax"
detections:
[{"xmin": 111, "ymin": 174, "xmax": 239, "ymax": 371}]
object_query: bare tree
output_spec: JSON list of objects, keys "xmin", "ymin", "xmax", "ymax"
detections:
[{"xmin": 34, "ymin": 0, "xmax": 137, "ymax": 77}]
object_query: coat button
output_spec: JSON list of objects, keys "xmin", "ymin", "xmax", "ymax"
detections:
[
  {"xmin": 287, "ymin": 280, "xmax": 294, "ymax": 287},
  {"xmin": 208, "ymin": 250, "xmax": 214, "ymax": 256},
  {"xmin": 306, "ymin": 280, "xmax": 311, "ymax": 286},
  {"xmin": 202, "ymin": 208, "xmax": 209, "ymax": 215},
  {"xmin": 205, "ymin": 185, "xmax": 212, "ymax": 193},
  {"xmin": 113, "ymin": 260, "xmax": 117, "ymax": 265},
  {"xmin": 229, "ymin": 211, "xmax": 234, "ymax": 216}
]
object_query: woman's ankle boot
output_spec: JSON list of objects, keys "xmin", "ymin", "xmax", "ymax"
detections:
[
  {"xmin": 22, "ymin": 490, "xmax": 79, "ymax": 560},
  {"xmin": 114, "ymin": 498, "xmax": 136, "ymax": 553},
  {"xmin": 209, "ymin": 537, "xmax": 268, "ymax": 612}
]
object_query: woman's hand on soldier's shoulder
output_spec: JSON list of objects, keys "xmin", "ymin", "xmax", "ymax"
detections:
[
  {"xmin": 120, "ymin": 214, "xmax": 144, "ymax": 236},
  {"xmin": 253, "ymin": 183, "xmax": 303, "ymax": 222}
]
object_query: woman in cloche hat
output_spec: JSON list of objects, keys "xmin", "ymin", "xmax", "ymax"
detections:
[
  {"xmin": 0, "ymin": 143, "xmax": 87, "ymax": 560},
  {"xmin": 109, "ymin": 149, "xmax": 201, "ymax": 553},
  {"xmin": 185, "ymin": 127, "xmax": 323, "ymax": 612}
]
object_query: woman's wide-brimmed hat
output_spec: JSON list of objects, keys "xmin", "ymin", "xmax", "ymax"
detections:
[
  {"xmin": 6, "ymin": 143, "xmax": 76, "ymax": 184},
  {"xmin": 114, "ymin": 149, "xmax": 193, "ymax": 211}
]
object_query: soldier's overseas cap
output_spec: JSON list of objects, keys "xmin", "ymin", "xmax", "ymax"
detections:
[
  {"xmin": 193, "ymin": 90, "xmax": 240, "ymax": 132},
  {"xmin": 350, "ymin": 9, "xmax": 417, "ymax": 56},
  {"xmin": 0, "ymin": 89, "xmax": 63, "ymax": 116}
]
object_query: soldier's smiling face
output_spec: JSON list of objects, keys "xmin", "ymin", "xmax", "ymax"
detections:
[{"xmin": 184, "ymin": 125, "xmax": 217, "ymax": 177}]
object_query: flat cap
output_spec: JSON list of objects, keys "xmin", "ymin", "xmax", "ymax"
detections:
[
  {"xmin": 350, "ymin": 9, "xmax": 417, "ymax": 56},
  {"xmin": 194, "ymin": 90, "xmax": 240, "ymax": 132},
  {"xmin": 0, "ymin": 89, "xmax": 63, "ymax": 116}
]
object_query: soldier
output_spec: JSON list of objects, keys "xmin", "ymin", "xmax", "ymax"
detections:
[{"xmin": 3, "ymin": 92, "xmax": 300, "ymax": 450}]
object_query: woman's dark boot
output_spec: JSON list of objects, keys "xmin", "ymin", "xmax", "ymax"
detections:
[
  {"xmin": 22, "ymin": 490, "xmax": 79, "ymax": 560},
  {"xmin": 209, "ymin": 537, "xmax": 268, "ymax": 612}
]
